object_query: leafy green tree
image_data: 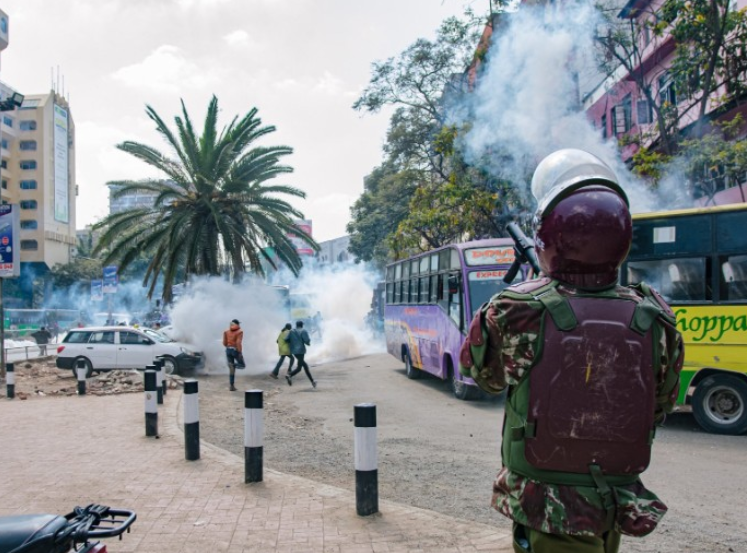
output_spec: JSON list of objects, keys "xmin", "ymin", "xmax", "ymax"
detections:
[
  {"xmin": 347, "ymin": 162, "xmax": 418, "ymax": 268},
  {"xmin": 93, "ymin": 96, "xmax": 317, "ymax": 301}
]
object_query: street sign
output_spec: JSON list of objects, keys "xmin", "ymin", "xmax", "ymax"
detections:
[
  {"xmin": 91, "ymin": 279, "xmax": 103, "ymax": 301},
  {"xmin": 103, "ymin": 265, "xmax": 118, "ymax": 294},
  {"xmin": 0, "ymin": 204, "xmax": 20, "ymax": 278}
]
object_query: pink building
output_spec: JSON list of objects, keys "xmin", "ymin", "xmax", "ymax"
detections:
[{"xmin": 583, "ymin": 0, "xmax": 747, "ymax": 205}]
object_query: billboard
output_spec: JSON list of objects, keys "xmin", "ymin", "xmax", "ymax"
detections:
[
  {"xmin": 91, "ymin": 280, "xmax": 103, "ymax": 301},
  {"xmin": 102, "ymin": 265, "xmax": 118, "ymax": 294},
  {"xmin": 289, "ymin": 219, "xmax": 314, "ymax": 255},
  {"xmin": 53, "ymin": 104, "xmax": 69, "ymax": 223},
  {"xmin": 0, "ymin": 204, "xmax": 20, "ymax": 277}
]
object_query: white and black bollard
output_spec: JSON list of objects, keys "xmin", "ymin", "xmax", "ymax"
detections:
[
  {"xmin": 151, "ymin": 364, "xmax": 164, "ymax": 405},
  {"xmin": 75, "ymin": 360, "xmax": 87, "ymax": 395},
  {"xmin": 354, "ymin": 403, "xmax": 379, "ymax": 516},
  {"xmin": 155, "ymin": 357, "xmax": 167, "ymax": 397},
  {"xmin": 244, "ymin": 389, "xmax": 263, "ymax": 483},
  {"xmin": 184, "ymin": 379, "xmax": 200, "ymax": 461},
  {"xmin": 5, "ymin": 363, "xmax": 14, "ymax": 399},
  {"xmin": 144, "ymin": 369, "xmax": 158, "ymax": 437}
]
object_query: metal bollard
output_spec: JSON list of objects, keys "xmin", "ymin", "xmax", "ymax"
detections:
[
  {"xmin": 354, "ymin": 403, "xmax": 379, "ymax": 516},
  {"xmin": 184, "ymin": 379, "xmax": 200, "ymax": 461},
  {"xmin": 154, "ymin": 357, "xmax": 167, "ymax": 397},
  {"xmin": 6, "ymin": 362, "xmax": 14, "ymax": 399},
  {"xmin": 75, "ymin": 360, "xmax": 87, "ymax": 395},
  {"xmin": 244, "ymin": 389, "xmax": 263, "ymax": 483},
  {"xmin": 152, "ymin": 363, "xmax": 164, "ymax": 405},
  {"xmin": 144, "ymin": 369, "xmax": 158, "ymax": 437}
]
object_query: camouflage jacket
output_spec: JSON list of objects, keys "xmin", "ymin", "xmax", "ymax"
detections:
[{"xmin": 459, "ymin": 279, "xmax": 684, "ymax": 538}]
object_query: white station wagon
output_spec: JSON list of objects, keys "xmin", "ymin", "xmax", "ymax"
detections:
[{"xmin": 56, "ymin": 326, "xmax": 204, "ymax": 376}]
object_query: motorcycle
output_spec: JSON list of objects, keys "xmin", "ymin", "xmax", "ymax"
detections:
[{"xmin": 0, "ymin": 504, "xmax": 136, "ymax": 553}]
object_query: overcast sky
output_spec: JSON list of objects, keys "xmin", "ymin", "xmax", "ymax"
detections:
[{"xmin": 0, "ymin": 0, "xmax": 477, "ymax": 242}]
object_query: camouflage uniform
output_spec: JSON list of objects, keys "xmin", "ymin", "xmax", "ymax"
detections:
[{"xmin": 460, "ymin": 280, "xmax": 683, "ymax": 551}]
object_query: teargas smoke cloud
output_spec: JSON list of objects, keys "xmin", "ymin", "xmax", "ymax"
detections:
[
  {"xmin": 451, "ymin": 1, "xmax": 689, "ymax": 212},
  {"xmin": 167, "ymin": 263, "xmax": 384, "ymax": 375}
]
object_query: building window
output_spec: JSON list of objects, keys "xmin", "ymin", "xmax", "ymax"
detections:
[
  {"xmin": 613, "ymin": 94, "xmax": 633, "ymax": 134},
  {"xmin": 19, "ymin": 120, "xmax": 36, "ymax": 131},
  {"xmin": 637, "ymin": 98, "xmax": 653, "ymax": 125},
  {"xmin": 1, "ymin": 180, "xmax": 5, "ymax": 190},
  {"xmin": 2, "ymin": 116, "xmax": 12, "ymax": 127},
  {"xmin": 0, "ymin": 160, "xmax": 6, "ymax": 169},
  {"xmin": 20, "ymin": 180, "xmax": 37, "ymax": 190},
  {"xmin": 601, "ymin": 113, "xmax": 607, "ymax": 139},
  {"xmin": 20, "ymin": 200, "xmax": 37, "ymax": 210},
  {"xmin": 1, "ymin": 139, "xmax": 7, "ymax": 149},
  {"xmin": 20, "ymin": 239, "xmax": 38, "ymax": 250},
  {"xmin": 19, "ymin": 140, "xmax": 37, "ymax": 151},
  {"xmin": 20, "ymin": 220, "xmax": 37, "ymax": 230},
  {"xmin": 19, "ymin": 160, "xmax": 37, "ymax": 170},
  {"xmin": 659, "ymin": 73, "xmax": 677, "ymax": 106}
]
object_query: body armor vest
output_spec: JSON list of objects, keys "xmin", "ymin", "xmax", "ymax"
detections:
[{"xmin": 500, "ymin": 279, "xmax": 663, "ymax": 488}]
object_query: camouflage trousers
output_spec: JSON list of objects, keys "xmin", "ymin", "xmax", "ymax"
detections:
[{"xmin": 513, "ymin": 523, "xmax": 621, "ymax": 553}]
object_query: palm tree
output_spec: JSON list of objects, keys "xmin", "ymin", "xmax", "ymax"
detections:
[{"xmin": 93, "ymin": 96, "xmax": 317, "ymax": 302}]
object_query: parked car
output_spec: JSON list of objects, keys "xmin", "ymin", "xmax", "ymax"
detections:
[{"xmin": 55, "ymin": 326, "xmax": 204, "ymax": 376}]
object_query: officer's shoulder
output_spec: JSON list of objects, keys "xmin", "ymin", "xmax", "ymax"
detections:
[{"xmin": 505, "ymin": 276, "xmax": 554, "ymax": 295}]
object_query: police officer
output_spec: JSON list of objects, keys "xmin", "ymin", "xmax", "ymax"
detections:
[{"xmin": 459, "ymin": 149, "xmax": 683, "ymax": 553}]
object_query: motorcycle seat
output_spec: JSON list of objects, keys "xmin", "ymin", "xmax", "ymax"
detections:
[{"xmin": 0, "ymin": 514, "xmax": 69, "ymax": 553}]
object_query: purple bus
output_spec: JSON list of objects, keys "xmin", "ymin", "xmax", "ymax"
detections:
[{"xmin": 384, "ymin": 238, "xmax": 526, "ymax": 400}]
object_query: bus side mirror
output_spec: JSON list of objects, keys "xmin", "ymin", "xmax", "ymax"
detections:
[{"xmin": 448, "ymin": 275, "xmax": 459, "ymax": 295}]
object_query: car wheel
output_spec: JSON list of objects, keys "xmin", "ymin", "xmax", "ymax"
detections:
[
  {"xmin": 404, "ymin": 350, "xmax": 419, "ymax": 380},
  {"xmin": 160, "ymin": 356, "xmax": 178, "ymax": 376},
  {"xmin": 73, "ymin": 357, "xmax": 94, "ymax": 379},
  {"xmin": 692, "ymin": 374, "xmax": 747, "ymax": 435}
]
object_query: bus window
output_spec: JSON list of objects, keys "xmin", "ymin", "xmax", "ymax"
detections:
[
  {"xmin": 386, "ymin": 283, "xmax": 394, "ymax": 304},
  {"xmin": 627, "ymin": 258, "xmax": 709, "ymax": 302},
  {"xmin": 419, "ymin": 277, "xmax": 429, "ymax": 303},
  {"xmin": 403, "ymin": 261, "xmax": 410, "ymax": 279},
  {"xmin": 410, "ymin": 279, "xmax": 419, "ymax": 303},
  {"xmin": 721, "ymin": 254, "xmax": 747, "ymax": 301},
  {"xmin": 430, "ymin": 275, "xmax": 439, "ymax": 303},
  {"xmin": 394, "ymin": 281, "xmax": 402, "ymax": 303},
  {"xmin": 430, "ymin": 254, "xmax": 439, "ymax": 272},
  {"xmin": 467, "ymin": 270, "xmax": 511, "ymax": 316},
  {"xmin": 448, "ymin": 273, "xmax": 462, "ymax": 329},
  {"xmin": 450, "ymin": 249, "xmax": 460, "ymax": 269},
  {"xmin": 411, "ymin": 260, "xmax": 419, "ymax": 276},
  {"xmin": 386, "ymin": 266, "xmax": 395, "ymax": 281},
  {"xmin": 439, "ymin": 249, "xmax": 450, "ymax": 270},
  {"xmin": 419, "ymin": 256, "xmax": 429, "ymax": 274}
]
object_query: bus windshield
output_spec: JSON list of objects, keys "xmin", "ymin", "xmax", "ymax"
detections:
[{"xmin": 468, "ymin": 270, "xmax": 510, "ymax": 315}]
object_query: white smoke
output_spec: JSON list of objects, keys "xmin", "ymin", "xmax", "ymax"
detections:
[
  {"xmin": 167, "ymin": 263, "xmax": 385, "ymax": 374},
  {"xmin": 452, "ymin": 1, "xmax": 690, "ymax": 212}
]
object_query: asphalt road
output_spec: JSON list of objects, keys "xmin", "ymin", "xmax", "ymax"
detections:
[{"xmin": 198, "ymin": 352, "xmax": 747, "ymax": 553}]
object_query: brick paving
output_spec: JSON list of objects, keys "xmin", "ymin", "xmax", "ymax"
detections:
[{"xmin": 0, "ymin": 391, "xmax": 513, "ymax": 553}]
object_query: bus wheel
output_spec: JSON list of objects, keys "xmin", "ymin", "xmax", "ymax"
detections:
[
  {"xmin": 449, "ymin": 363, "xmax": 477, "ymax": 401},
  {"xmin": 404, "ymin": 351, "xmax": 420, "ymax": 380},
  {"xmin": 692, "ymin": 375, "xmax": 747, "ymax": 435}
]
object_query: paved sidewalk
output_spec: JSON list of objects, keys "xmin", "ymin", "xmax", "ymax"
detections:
[{"xmin": 0, "ymin": 390, "xmax": 513, "ymax": 553}]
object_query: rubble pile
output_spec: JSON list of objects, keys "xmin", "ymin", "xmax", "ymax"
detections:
[{"xmin": 0, "ymin": 359, "xmax": 184, "ymax": 400}]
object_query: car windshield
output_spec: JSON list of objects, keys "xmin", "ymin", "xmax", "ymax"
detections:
[{"xmin": 142, "ymin": 328, "xmax": 173, "ymax": 343}]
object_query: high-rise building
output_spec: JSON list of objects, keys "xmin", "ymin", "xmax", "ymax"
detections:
[{"xmin": 0, "ymin": 84, "xmax": 77, "ymax": 305}]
